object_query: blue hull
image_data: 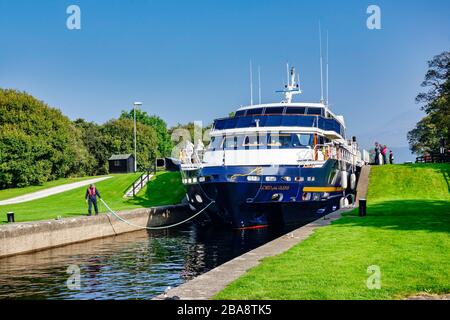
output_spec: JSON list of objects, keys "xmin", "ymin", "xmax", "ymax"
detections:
[{"xmin": 183, "ymin": 160, "xmax": 356, "ymax": 228}]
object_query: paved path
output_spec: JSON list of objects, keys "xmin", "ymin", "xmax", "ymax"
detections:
[
  {"xmin": 0, "ymin": 176, "xmax": 112, "ymax": 206},
  {"xmin": 356, "ymin": 165, "xmax": 371, "ymax": 202}
]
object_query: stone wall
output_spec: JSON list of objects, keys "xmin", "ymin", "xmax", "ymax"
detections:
[{"xmin": 0, "ymin": 204, "xmax": 189, "ymax": 258}]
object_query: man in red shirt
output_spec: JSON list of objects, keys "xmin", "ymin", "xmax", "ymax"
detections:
[{"xmin": 85, "ymin": 184, "xmax": 101, "ymax": 216}]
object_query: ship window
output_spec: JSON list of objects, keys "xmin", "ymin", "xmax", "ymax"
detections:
[
  {"xmin": 267, "ymin": 133, "xmax": 291, "ymax": 148},
  {"xmin": 246, "ymin": 108, "xmax": 263, "ymax": 116},
  {"xmin": 264, "ymin": 107, "xmax": 285, "ymax": 115},
  {"xmin": 208, "ymin": 136, "xmax": 224, "ymax": 151},
  {"xmin": 306, "ymin": 108, "xmax": 323, "ymax": 116},
  {"xmin": 285, "ymin": 107, "xmax": 306, "ymax": 115},
  {"xmin": 242, "ymin": 134, "xmax": 265, "ymax": 149},
  {"xmin": 292, "ymin": 134, "xmax": 314, "ymax": 148},
  {"xmin": 235, "ymin": 110, "xmax": 246, "ymax": 117},
  {"xmin": 224, "ymin": 135, "xmax": 238, "ymax": 150}
]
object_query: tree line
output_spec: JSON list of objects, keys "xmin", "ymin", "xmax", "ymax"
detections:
[
  {"xmin": 0, "ymin": 89, "xmax": 197, "ymax": 188},
  {"xmin": 408, "ymin": 51, "xmax": 449, "ymax": 155}
]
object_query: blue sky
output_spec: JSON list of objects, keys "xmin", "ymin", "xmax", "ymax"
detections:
[{"xmin": 1, "ymin": 0, "xmax": 449, "ymax": 162}]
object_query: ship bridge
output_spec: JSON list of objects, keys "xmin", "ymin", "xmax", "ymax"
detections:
[{"xmin": 212, "ymin": 103, "xmax": 346, "ymax": 139}]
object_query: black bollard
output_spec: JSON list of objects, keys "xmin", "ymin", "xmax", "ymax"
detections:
[
  {"xmin": 359, "ymin": 199, "xmax": 367, "ymax": 217},
  {"xmin": 7, "ymin": 212, "xmax": 15, "ymax": 223}
]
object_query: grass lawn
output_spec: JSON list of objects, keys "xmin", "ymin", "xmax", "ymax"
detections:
[
  {"xmin": 215, "ymin": 164, "xmax": 450, "ymax": 300},
  {"xmin": 0, "ymin": 171, "xmax": 185, "ymax": 224},
  {"xmin": 129, "ymin": 171, "xmax": 187, "ymax": 207},
  {"xmin": 0, "ymin": 176, "xmax": 104, "ymax": 201}
]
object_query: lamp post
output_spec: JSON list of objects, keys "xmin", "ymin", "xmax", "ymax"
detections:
[{"xmin": 133, "ymin": 102, "xmax": 142, "ymax": 172}]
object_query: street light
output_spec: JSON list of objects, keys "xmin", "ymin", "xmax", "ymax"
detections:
[{"xmin": 133, "ymin": 101, "xmax": 143, "ymax": 172}]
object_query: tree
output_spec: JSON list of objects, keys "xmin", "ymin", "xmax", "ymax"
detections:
[
  {"xmin": 73, "ymin": 119, "xmax": 109, "ymax": 175},
  {"xmin": 120, "ymin": 109, "xmax": 173, "ymax": 158},
  {"xmin": 101, "ymin": 119, "xmax": 158, "ymax": 171},
  {"xmin": 408, "ymin": 51, "xmax": 450, "ymax": 154},
  {"xmin": 407, "ymin": 115, "xmax": 442, "ymax": 154},
  {"xmin": 0, "ymin": 89, "xmax": 90, "ymax": 188}
]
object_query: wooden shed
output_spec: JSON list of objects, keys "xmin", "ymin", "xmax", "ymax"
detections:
[{"xmin": 108, "ymin": 154, "xmax": 135, "ymax": 173}]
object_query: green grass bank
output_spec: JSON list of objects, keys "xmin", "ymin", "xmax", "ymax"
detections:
[
  {"xmin": 0, "ymin": 171, "xmax": 185, "ymax": 224},
  {"xmin": 215, "ymin": 164, "xmax": 450, "ymax": 300},
  {"xmin": 0, "ymin": 176, "xmax": 104, "ymax": 201}
]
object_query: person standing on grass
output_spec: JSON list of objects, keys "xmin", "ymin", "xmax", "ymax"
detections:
[
  {"xmin": 374, "ymin": 142, "xmax": 381, "ymax": 165},
  {"xmin": 381, "ymin": 145, "xmax": 388, "ymax": 165},
  {"xmin": 389, "ymin": 150, "xmax": 394, "ymax": 164},
  {"xmin": 85, "ymin": 184, "xmax": 101, "ymax": 216}
]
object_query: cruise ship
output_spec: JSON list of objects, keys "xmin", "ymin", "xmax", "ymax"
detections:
[{"xmin": 180, "ymin": 66, "xmax": 366, "ymax": 229}]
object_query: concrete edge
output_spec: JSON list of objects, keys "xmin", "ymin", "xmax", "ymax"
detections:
[{"xmin": 0, "ymin": 203, "xmax": 189, "ymax": 258}]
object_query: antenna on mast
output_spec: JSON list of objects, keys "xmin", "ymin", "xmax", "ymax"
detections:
[
  {"xmin": 326, "ymin": 30, "xmax": 329, "ymax": 106},
  {"xmin": 319, "ymin": 22, "xmax": 324, "ymax": 104},
  {"xmin": 258, "ymin": 66, "xmax": 261, "ymax": 104},
  {"xmin": 276, "ymin": 66, "xmax": 301, "ymax": 103},
  {"xmin": 249, "ymin": 60, "xmax": 253, "ymax": 106}
]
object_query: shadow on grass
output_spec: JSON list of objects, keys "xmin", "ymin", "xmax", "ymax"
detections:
[
  {"xmin": 342, "ymin": 199, "xmax": 450, "ymax": 233},
  {"xmin": 126, "ymin": 172, "xmax": 186, "ymax": 208},
  {"xmin": 437, "ymin": 164, "xmax": 450, "ymax": 193}
]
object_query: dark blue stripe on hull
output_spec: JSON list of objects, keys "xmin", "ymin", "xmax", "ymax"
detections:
[
  {"xmin": 186, "ymin": 181, "xmax": 343, "ymax": 228},
  {"xmin": 183, "ymin": 159, "xmax": 356, "ymax": 228}
]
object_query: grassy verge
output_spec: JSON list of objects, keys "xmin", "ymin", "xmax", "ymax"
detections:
[
  {"xmin": 0, "ymin": 171, "xmax": 185, "ymax": 224},
  {"xmin": 215, "ymin": 164, "xmax": 450, "ymax": 300},
  {"xmin": 128, "ymin": 171, "xmax": 187, "ymax": 207},
  {"xmin": 0, "ymin": 176, "xmax": 103, "ymax": 201}
]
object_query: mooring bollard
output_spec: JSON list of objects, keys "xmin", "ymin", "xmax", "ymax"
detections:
[
  {"xmin": 7, "ymin": 211, "xmax": 15, "ymax": 223},
  {"xmin": 359, "ymin": 199, "xmax": 367, "ymax": 217}
]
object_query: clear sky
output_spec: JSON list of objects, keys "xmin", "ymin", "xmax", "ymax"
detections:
[{"xmin": 1, "ymin": 0, "xmax": 449, "ymax": 162}]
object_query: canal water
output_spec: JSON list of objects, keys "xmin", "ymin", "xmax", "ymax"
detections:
[{"xmin": 0, "ymin": 221, "xmax": 309, "ymax": 300}]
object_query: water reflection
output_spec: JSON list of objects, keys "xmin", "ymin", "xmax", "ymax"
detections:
[{"xmin": 0, "ymin": 221, "xmax": 303, "ymax": 300}]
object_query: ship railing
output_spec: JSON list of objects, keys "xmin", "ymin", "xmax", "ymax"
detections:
[
  {"xmin": 179, "ymin": 148, "xmax": 204, "ymax": 165},
  {"xmin": 313, "ymin": 144, "xmax": 336, "ymax": 161}
]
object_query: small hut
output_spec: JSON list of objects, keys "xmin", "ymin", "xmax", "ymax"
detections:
[{"xmin": 108, "ymin": 154, "xmax": 135, "ymax": 173}]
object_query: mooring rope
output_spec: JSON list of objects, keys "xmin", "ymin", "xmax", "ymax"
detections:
[{"xmin": 99, "ymin": 198, "xmax": 215, "ymax": 230}]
